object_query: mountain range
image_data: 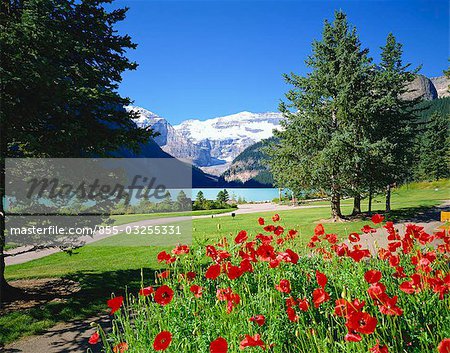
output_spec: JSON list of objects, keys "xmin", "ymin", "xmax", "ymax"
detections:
[{"xmin": 126, "ymin": 107, "xmax": 284, "ymax": 171}]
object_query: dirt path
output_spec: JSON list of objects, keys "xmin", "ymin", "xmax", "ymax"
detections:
[
  {"xmin": 2, "ymin": 315, "xmax": 108, "ymax": 353},
  {"xmin": 5, "ymin": 203, "xmax": 327, "ymax": 266}
]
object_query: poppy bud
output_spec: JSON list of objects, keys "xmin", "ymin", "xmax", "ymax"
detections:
[{"xmin": 341, "ymin": 286, "xmax": 347, "ymax": 299}]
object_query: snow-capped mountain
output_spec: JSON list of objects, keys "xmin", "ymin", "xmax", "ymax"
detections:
[
  {"xmin": 173, "ymin": 111, "xmax": 283, "ymax": 164},
  {"xmin": 127, "ymin": 107, "xmax": 283, "ymax": 171}
]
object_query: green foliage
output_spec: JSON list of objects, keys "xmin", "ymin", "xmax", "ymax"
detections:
[
  {"xmin": 269, "ymin": 11, "xmax": 378, "ymax": 218},
  {"xmin": 416, "ymin": 112, "xmax": 450, "ymax": 181},
  {"xmin": 415, "ymin": 97, "xmax": 450, "ymax": 122},
  {"xmin": 0, "ymin": 0, "xmax": 152, "ymax": 158},
  {"xmin": 0, "ymin": 0, "xmax": 154, "ymax": 298},
  {"xmin": 269, "ymin": 14, "xmax": 422, "ymax": 217},
  {"xmin": 193, "ymin": 190, "xmax": 235, "ymax": 211},
  {"xmin": 216, "ymin": 189, "xmax": 230, "ymax": 203}
]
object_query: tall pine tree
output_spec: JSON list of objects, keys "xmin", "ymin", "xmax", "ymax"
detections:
[
  {"xmin": 269, "ymin": 11, "xmax": 374, "ymax": 220},
  {"xmin": 0, "ymin": 0, "xmax": 152, "ymax": 303},
  {"xmin": 371, "ymin": 33, "xmax": 419, "ymax": 212}
]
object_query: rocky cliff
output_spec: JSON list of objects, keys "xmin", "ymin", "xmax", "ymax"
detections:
[
  {"xmin": 402, "ymin": 75, "xmax": 438, "ymax": 100},
  {"xmin": 430, "ymin": 75, "xmax": 450, "ymax": 98}
]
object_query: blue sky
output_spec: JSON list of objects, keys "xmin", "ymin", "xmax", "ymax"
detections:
[{"xmin": 111, "ymin": 0, "xmax": 449, "ymax": 124}]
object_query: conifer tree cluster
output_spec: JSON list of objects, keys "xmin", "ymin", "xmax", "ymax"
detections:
[{"xmin": 268, "ymin": 11, "xmax": 446, "ymax": 220}]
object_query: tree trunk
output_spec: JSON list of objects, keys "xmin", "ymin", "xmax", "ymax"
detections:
[
  {"xmin": 368, "ymin": 189, "xmax": 373, "ymax": 215},
  {"xmin": 331, "ymin": 191, "xmax": 342, "ymax": 220},
  {"xmin": 330, "ymin": 179, "xmax": 342, "ymax": 220},
  {"xmin": 351, "ymin": 194, "xmax": 361, "ymax": 216},
  {"xmin": 385, "ymin": 184, "xmax": 391, "ymax": 213},
  {"xmin": 0, "ymin": 151, "xmax": 6, "ymax": 307}
]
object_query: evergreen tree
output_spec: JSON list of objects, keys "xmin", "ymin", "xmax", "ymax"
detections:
[
  {"xmin": 417, "ymin": 112, "xmax": 450, "ymax": 180},
  {"xmin": 195, "ymin": 191, "xmax": 206, "ymax": 204},
  {"xmin": 0, "ymin": 0, "xmax": 152, "ymax": 303},
  {"xmin": 371, "ymin": 33, "xmax": 419, "ymax": 212},
  {"xmin": 269, "ymin": 11, "xmax": 374, "ymax": 220},
  {"xmin": 193, "ymin": 191, "xmax": 206, "ymax": 210},
  {"xmin": 176, "ymin": 190, "xmax": 191, "ymax": 211},
  {"xmin": 216, "ymin": 189, "xmax": 230, "ymax": 204}
]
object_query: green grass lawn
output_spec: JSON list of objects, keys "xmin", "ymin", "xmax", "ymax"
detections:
[{"xmin": 1, "ymin": 179, "xmax": 448, "ymax": 345}]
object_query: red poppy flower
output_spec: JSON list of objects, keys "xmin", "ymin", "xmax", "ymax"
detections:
[
  {"xmin": 371, "ymin": 214, "xmax": 385, "ymax": 224},
  {"xmin": 399, "ymin": 274, "xmax": 422, "ymax": 294},
  {"xmin": 392, "ymin": 266, "xmax": 407, "ymax": 279},
  {"xmin": 344, "ymin": 332, "xmax": 362, "ymax": 342},
  {"xmin": 369, "ymin": 340, "xmax": 389, "ymax": 353},
  {"xmin": 113, "ymin": 342, "xmax": 129, "ymax": 353},
  {"xmin": 205, "ymin": 264, "xmax": 221, "ymax": 280},
  {"xmin": 153, "ymin": 331, "xmax": 172, "ymax": 351},
  {"xmin": 348, "ymin": 232, "xmax": 360, "ymax": 243},
  {"xmin": 388, "ymin": 241, "xmax": 402, "ymax": 252},
  {"xmin": 235, "ymin": 230, "xmax": 248, "ymax": 244},
  {"xmin": 154, "ymin": 285, "xmax": 174, "ymax": 306},
  {"xmin": 298, "ymin": 298, "xmax": 310, "ymax": 311},
  {"xmin": 285, "ymin": 296, "xmax": 297, "ymax": 307},
  {"xmin": 107, "ymin": 296, "xmax": 123, "ymax": 315},
  {"xmin": 157, "ymin": 251, "xmax": 175, "ymax": 264},
  {"xmin": 189, "ymin": 285, "xmax": 203, "ymax": 298},
  {"xmin": 239, "ymin": 334, "xmax": 265, "ymax": 350},
  {"xmin": 287, "ymin": 229, "xmax": 298, "ymax": 239},
  {"xmin": 172, "ymin": 244, "xmax": 189, "ymax": 255},
  {"xmin": 139, "ymin": 286, "xmax": 154, "ymax": 296},
  {"xmin": 88, "ymin": 332, "xmax": 100, "ymax": 345},
  {"xmin": 157, "ymin": 270, "xmax": 170, "ymax": 279},
  {"xmin": 258, "ymin": 217, "xmax": 265, "ymax": 225},
  {"xmin": 364, "ymin": 270, "xmax": 382, "ymax": 284},
  {"xmin": 314, "ymin": 224, "xmax": 325, "ymax": 236},
  {"xmin": 316, "ymin": 271, "xmax": 327, "ymax": 288},
  {"xmin": 210, "ymin": 337, "xmax": 228, "ymax": 353},
  {"xmin": 239, "ymin": 259, "xmax": 253, "ymax": 273},
  {"xmin": 281, "ymin": 249, "xmax": 299, "ymax": 264},
  {"xmin": 257, "ymin": 244, "xmax": 276, "ymax": 261},
  {"xmin": 348, "ymin": 246, "xmax": 371, "ymax": 262},
  {"xmin": 346, "ymin": 311, "xmax": 377, "ymax": 335},
  {"xmin": 249, "ymin": 315, "xmax": 265, "ymax": 326},
  {"xmin": 325, "ymin": 233, "xmax": 338, "ymax": 244},
  {"xmin": 226, "ymin": 264, "xmax": 243, "ymax": 280},
  {"xmin": 312, "ymin": 288, "xmax": 330, "ymax": 308},
  {"xmin": 334, "ymin": 298, "xmax": 364, "ymax": 318},
  {"xmin": 272, "ymin": 214, "xmax": 280, "ymax": 222},
  {"xmin": 388, "ymin": 255, "xmax": 400, "ymax": 267},
  {"xmin": 378, "ymin": 295, "xmax": 403, "ymax": 316},
  {"xmin": 361, "ymin": 225, "xmax": 376, "ymax": 234},
  {"xmin": 333, "ymin": 243, "xmax": 349, "ymax": 257},
  {"xmin": 263, "ymin": 225, "xmax": 275, "ymax": 232},
  {"xmin": 438, "ymin": 338, "xmax": 450, "ymax": 353},
  {"xmin": 216, "ymin": 287, "xmax": 240, "ymax": 313},
  {"xmin": 367, "ymin": 282, "xmax": 387, "ymax": 301},
  {"xmin": 286, "ymin": 306, "xmax": 299, "ymax": 322},
  {"xmin": 275, "ymin": 279, "xmax": 291, "ymax": 293},
  {"xmin": 186, "ymin": 271, "xmax": 197, "ymax": 280}
]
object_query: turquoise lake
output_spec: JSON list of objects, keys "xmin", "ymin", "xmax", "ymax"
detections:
[{"xmin": 192, "ymin": 188, "xmax": 280, "ymax": 202}]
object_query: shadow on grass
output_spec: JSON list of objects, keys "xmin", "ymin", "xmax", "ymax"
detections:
[
  {"xmin": 387, "ymin": 202, "xmax": 449, "ymax": 223},
  {"xmin": 0, "ymin": 268, "xmax": 159, "ymax": 347},
  {"xmin": 344, "ymin": 202, "xmax": 449, "ymax": 224}
]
